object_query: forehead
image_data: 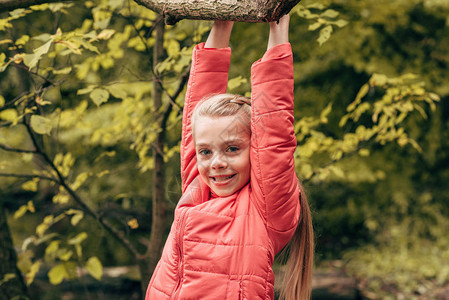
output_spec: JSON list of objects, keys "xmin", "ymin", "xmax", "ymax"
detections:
[{"xmin": 194, "ymin": 116, "xmax": 250, "ymax": 144}]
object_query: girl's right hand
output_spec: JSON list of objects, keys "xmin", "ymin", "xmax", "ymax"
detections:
[
  {"xmin": 205, "ymin": 20, "xmax": 234, "ymax": 49},
  {"xmin": 267, "ymin": 14, "xmax": 290, "ymax": 50}
]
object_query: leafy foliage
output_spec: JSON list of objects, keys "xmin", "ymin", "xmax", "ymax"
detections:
[{"xmin": 0, "ymin": 0, "xmax": 448, "ymax": 298}]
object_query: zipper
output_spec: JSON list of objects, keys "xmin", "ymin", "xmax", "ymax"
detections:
[{"xmin": 171, "ymin": 208, "xmax": 187, "ymax": 300}]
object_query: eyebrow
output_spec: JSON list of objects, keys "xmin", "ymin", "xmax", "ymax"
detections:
[
  {"xmin": 195, "ymin": 139, "xmax": 248, "ymax": 148},
  {"xmin": 195, "ymin": 143, "xmax": 210, "ymax": 148},
  {"xmin": 223, "ymin": 138, "xmax": 247, "ymax": 145}
]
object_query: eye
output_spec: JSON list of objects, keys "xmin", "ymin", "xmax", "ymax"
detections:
[
  {"xmin": 198, "ymin": 149, "xmax": 211, "ymax": 156},
  {"xmin": 227, "ymin": 146, "xmax": 239, "ymax": 153}
]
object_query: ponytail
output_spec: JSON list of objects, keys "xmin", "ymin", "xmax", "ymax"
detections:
[{"xmin": 278, "ymin": 181, "xmax": 314, "ymax": 300}]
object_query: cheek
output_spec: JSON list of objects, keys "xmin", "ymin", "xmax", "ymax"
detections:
[
  {"xmin": 196, "ymin": 157, "xmax": 209, "ymax": 175},
  {"xmin": 237, "ymin": 152, "xmax": 251, "ymax": 174}
]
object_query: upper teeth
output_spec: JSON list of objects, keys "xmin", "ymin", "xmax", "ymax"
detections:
[{"xmin": 214, "ymin": 175, "xmax": 233, "ymax": 181}]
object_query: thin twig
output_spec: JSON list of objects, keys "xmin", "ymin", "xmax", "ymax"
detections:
[
  {"xmin": 0, "ymin": 143, "xmax": 36, "ymax": 153},
  {"xmin": 0, "ymin": 172, "xmax": 58, "ymax": 183}
]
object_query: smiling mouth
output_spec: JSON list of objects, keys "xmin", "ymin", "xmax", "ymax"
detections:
[{"xmin": 211, "ymin": 174, "xmax": 236, "ymax": 182}]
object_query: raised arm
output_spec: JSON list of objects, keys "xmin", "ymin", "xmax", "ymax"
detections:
[
  {"xmin": 181, "ymin": 21, "xmax": 234, "ymax": 192},
  {"xmin": 249, "ymin": 15, "xmax": 300, "ymax": 252}
]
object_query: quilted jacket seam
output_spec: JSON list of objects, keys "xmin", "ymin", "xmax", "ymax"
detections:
[
  {"xmin": 183, "ymin": 267, "xmax": 271, "ymax": 282},
  {"xmin": 188, "ymin": 209, "xmax": 248, "ymax": 219},
  {"xmin": 264, "ymin": 248, "xmax": 271, "ymax": 300},
  {"xmin": 254, "ymin": 108, "xmax": 292, "ymax": 118},
  {"xmin": 151, "ymin": 284, "xmax": 171, "ymax": 296},
  {"xmin": 252, "ymin": 137, "xmax": 296, "ymax": 152},
  {"xmin": 184, "ymin": 239, "xmax": 268, "ymax": 248},
  {"xmin": 252, "ymin": 77, "xmax": 293, "ymax": 86},
  {"xmin": 251, "ymin": 115, "xmax": 267, "ymax": 224}
]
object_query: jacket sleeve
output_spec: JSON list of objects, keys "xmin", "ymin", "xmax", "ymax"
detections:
[
  {"xmin": 181, "ymin": 43, "xmax": 231, "ymax": 193},
  {"xmin": 250, "ymin": 43, "xmax": 300, "ymax": 252}
]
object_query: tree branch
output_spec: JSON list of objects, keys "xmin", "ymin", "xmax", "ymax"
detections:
[
  {"xmin": 22, "ymin": 117, "xmax": 141, "ymax": 259},
  {"xmin": 0, "ymin": 143, "xmax": 36, "ymax": 153},
  {"xmin": 0, "ymin": 172, "xmax": 58, "ymax": 182},
  {"xmin": 134, "ymin": 0, "xmax": 301, "ymax": 24},
  {"xmin": 0, "ymin": 0, "xmax": 76, "ymax": 13}
]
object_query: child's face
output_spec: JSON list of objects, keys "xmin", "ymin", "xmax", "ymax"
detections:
[{"xmin": 194, "ymin": 115, "xmax": 250, "ymax": 197}]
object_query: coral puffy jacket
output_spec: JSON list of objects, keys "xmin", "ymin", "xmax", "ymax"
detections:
[{"xmin": 145, "ymin": 42, "xmax": 300, "ymax": 299}]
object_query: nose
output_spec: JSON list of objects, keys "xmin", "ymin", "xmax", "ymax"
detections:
[{"xmin": 211, "ymin": 152, "xmax": 227, "ymax": 169}]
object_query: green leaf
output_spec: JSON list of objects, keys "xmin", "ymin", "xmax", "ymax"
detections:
[
  {"xmin": 23, "ymin": 39, "xmax": 53, "ymax": 69},
  {"xmin": 308, "ymin": 21, "xmax": 323, "ymax": 31},
  {"xmin": 306, "ymin": 3, "xmax": 326, "ymax": 10},
  {"xmin": 320, "ymin": 103, "xmax": 332, "ymax": 123},
  {"xmin": 86, "ymin": 256, "xmax": 103, "ymax": 280},
  {"xmin": 0, "ymin": 109, "xmax": 18, "ymax": 124},
  {"xmin": 15, "ymin": 35, "xmax": 30, "ymax": 45},
  {"xmin": 227, "ymin": 76, "xmax": 247, "ymax": 91},
  {"xmin": 317, "ymin": 25, "xmax": 333, "ymax": 46},
  {"xmin": 66, "ymin": 209, "xmax": 84, "ymax": 226},
  {"xmin": 71, "ymin": 213, "xmax": 83, "ymax": 226},
  {"xmin": 0, "ymin": 53, "xmax": 6, "ymax": 69},
  {"xmin": 26, "ymin": 260, "xmax": 41, "ymax": 285},
  {"xmin": 0, "ymin": 18, "xmax": 12, "ymax": 31},
  {"xmin": 97, "ymin": 29, "xmax": 115, "ymax": 40},
  {"xmin": 339, "ymin": 114, "xmax": 349, "ymax": 127},
  {"xmin": 45, "ymin": 241, "xmax": 60, "ymax": 258},
  {"xmin": 333, "ymin": 19, "xmax": 348, "ymax": 28},
  {"xmin": 33, "ymin": 33, "xmax": 52, "ymax": 42},
  {"xmin": 77, "ymin": 85, "xmax": 96, "ymax": 95},
  {"xmin": 36, "ymin": 215, "xmax": 53, "ymax": 237},
  {"xmin": 14, "ymin": 205, "xmax": 28, "ymax": 219},
  {"xmin": 52, "ymin": 67, "xmax": 72, "ymax": 75},
  {"xmin": 53, "ymin": 193, "xmax": 70, "ymax": 204},
  {"xmin": 0, "ymin": 273, "xmax": 16, "ymax": 286},
  {"xmin": 71, "ymin": 172, "xmax": 89, "ymax": 190},
  {"xmin": 106, "ymin": 85, "xmax": 127, "ymax": 99},
  {"xmin": 22, "ymin": 178, "xmax": 39, "ymax": 191},
  {"xmin": 369, "ymin": 73, "xmax": 388, "ymax": 87},
  {"xmin": 166, "ymin": 39, "xmax": 180, "ymax": 57},
  {"xmin": 321, "ymin": 9, "xmax": 340, "ymax": 18},
  {"xmin": 58, "ymin": 249, "xmax": 73, "ymax": 261},
  {"xmin": 68, "ymin": 232, "xmax": 87, "ymax": 245},
  {"xmin": 90, "ymin": 88, "xmax": 109, "ymax": 106},
  {"xmin": 329, "ymin": 165, "xmax": 345, "ymax": 178},
  {"xmin": 30, "ymin": 115, "xmax": 52, "ymax": 135},
  {"xmin": 30, "ymin": 3, "xmax": 50, "ymax": 11},
  {"xmin": 9, "ymin": 9, "xmax": 27, "ymax": 18},
  {"xmin": 48, "ymin": 264, "xmax": 67, "ymax": 285}
]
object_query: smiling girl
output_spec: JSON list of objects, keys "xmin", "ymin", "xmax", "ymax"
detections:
[{"xmin": 145, "ymin": 14, "xmax": 314, "ymax": 300}]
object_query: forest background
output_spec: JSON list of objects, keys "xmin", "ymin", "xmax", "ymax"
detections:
[{"xmin": 0, "ymin": 0, "xmax": 448, "ymax": 299}]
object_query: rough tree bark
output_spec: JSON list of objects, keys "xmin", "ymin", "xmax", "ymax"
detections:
[
  {"xmin": 137, "ymin": 17, "xmax": 166, "ymax": 296},
  {"xmin": 0, "ymin": 0, "xmax": 300, "ymax": 24},
  {"xmin": 0, "ymin": 200, "xmax": 29, "ymax": 300},
  {"xmin": 134, "ymin": 0, "xmax": 301, "ymax": 24}
]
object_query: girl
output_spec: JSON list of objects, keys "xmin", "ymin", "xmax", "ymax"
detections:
[{"xmin": 146, "ymin": 14, "xmax": 314, "ymax": 300}]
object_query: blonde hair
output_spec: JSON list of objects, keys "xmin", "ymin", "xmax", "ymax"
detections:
[
  {"xmin": 191, "ymin": 93, "xmax": 251, "ymax": 136},
  {"xmin": 192, "ymin": 93, "xmax": 314, "ymax": 300},
  {"xmin": 279, "ymin": 181, "xmax": 314, "ymax": 300}
]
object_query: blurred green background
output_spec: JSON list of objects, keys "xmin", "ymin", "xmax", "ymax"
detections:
[{"xmin": 0, "ymin": 0, "xmax": 448, "ymax": 299}]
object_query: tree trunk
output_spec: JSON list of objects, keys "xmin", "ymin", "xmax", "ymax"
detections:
[
  {"xmin": 133, "ymin": 0, "xmax": 301, "ymax": 24},
  {"xmin": 138, "ymin": 16, "xmax": 166, "ymax": 296},
  {"xmin": 0, "ymin": 200, "xmax": 29, "ymax": 300}
]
